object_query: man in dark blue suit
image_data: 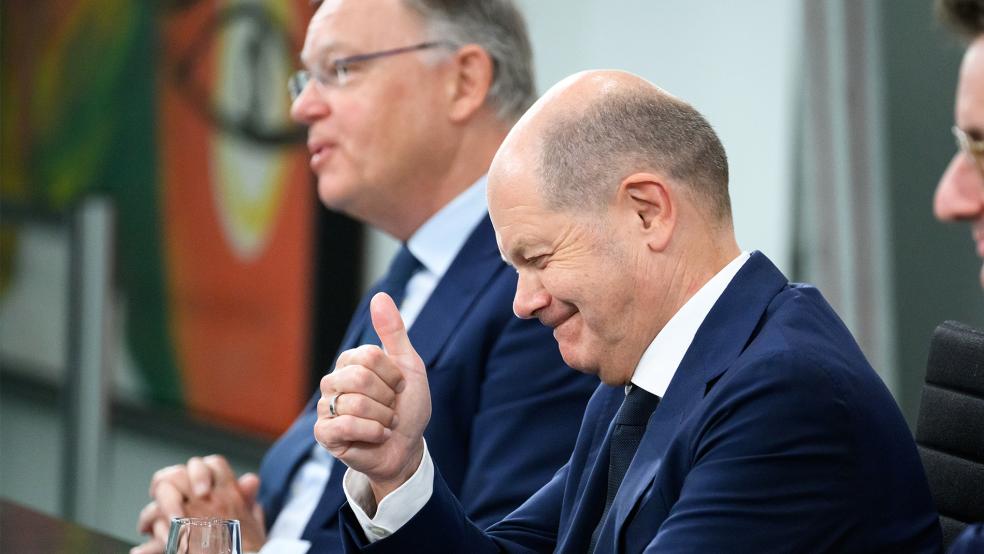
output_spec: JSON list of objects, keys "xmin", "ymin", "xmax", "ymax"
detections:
[
  {"xmin": 316, "ymin": 70, "xmax": 942, "ymax": 552},
  {"xmin": 131, "ymin": 1, "xmax": 596, "ymax": 553},
  {"xmin": 933, "ymin": 1, "xmax": 984, "ymax": 551}
]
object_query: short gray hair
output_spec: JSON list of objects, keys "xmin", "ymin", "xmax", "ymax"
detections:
[
  {"xmin": 538, "ymin": 89, "xmax": 731, "ymax": 222},
  {"xmin": 401, "ymin": 0, "xmax": 537, "ymax": 121}
]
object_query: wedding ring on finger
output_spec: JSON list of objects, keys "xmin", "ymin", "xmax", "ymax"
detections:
[{"xmin": 329, "ymin": 392, "xmax": 343, "ymax": 418}]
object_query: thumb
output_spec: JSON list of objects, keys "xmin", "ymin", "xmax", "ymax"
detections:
[
  {"xmin": 370, "ymin": 292, "xmax": 418, "ymax": 362},
  {"xmin": 237, "ymin": 473, "xmax": 261, "ymax": 505}
]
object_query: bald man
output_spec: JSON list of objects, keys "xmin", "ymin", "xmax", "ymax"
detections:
[{"xmin": 313, "ymin": 71, "xmax": 941, "ymax": 552}]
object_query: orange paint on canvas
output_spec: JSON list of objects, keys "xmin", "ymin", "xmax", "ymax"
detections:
[{"xmin": 159, "ymin": 0, "xmax": 315, "ymax": 437}]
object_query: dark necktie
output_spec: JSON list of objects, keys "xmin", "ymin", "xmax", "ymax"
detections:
[
  {"xmin": 358, "ymin": 244, "xmax": 422, "ymax": 346},
  {"xmin": 589, "ymin": 385, "xmax": 661, "ymax": 553}
]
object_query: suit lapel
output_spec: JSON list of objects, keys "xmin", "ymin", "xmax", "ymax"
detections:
[
  {"xmin": 336, "ymin": 292, "xmax": 375, "ymax": 360},
  {"xmin": 407, "ymin": 216, "xmax": 503, "ymax": 367},
  {"xmin": 260, "ymin": 393, "xmax": 319, "ymax": 524},
  {"xmin": 261, "ymin": 287, "xmax": 375, "ymax": 525},
  {"xmin": 606, "ymin": 359, "xmax": 705, "ymax": 545},
  {"xmin": 555, "ymin": 387, "xmax": 624, "ymax": 553},
  {"xmin": 263, "ymin": 304, "xmax": 372, "ymax": 521},
  {"xmin": 601, "ymin": 252, "xmax": 789, "ymax": 550},
  {"xmin": 301, "ymin": 457, "xmax": 349, "ymax": 540},
  {"xmin": 332, "ymin": 215, "xmax": 500, "ymax": 369}
]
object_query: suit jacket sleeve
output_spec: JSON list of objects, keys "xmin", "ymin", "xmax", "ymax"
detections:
[
  {"xmin": 340, "ymin": 460, "xmax": 568, "ymax": 554},
  {"xmin": 336, "ymin": 381, "xmax": 618, "ymax": 554}
]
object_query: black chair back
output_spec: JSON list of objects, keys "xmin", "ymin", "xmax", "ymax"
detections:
[{"xmin": 915, "ymin": 320, "xmax": 984, "ymax": 549}]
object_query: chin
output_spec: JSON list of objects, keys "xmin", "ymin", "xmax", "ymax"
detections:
[
  {"xmin": 557, "ymin": 344, "xmax": 593, "ymax": 374},
  {"xmin": 594, "ymin": 367, "xmax": 630, "ymax": 387},
  {"xmin": 316, "ymin": 178, "xmax": 357, "ymax": 212}
]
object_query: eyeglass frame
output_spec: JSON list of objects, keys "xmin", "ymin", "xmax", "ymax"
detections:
[
  {"xmin": 952, "ymin": 125, "xmax": 984, "ymax": 180},
  {"xmin": 288, "ymin": 41, "xmax": 457, "ymax": 101}
]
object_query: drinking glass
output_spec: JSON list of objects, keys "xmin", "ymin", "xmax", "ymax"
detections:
[{"xmin": 165, "ymin": 517, "xmax": 242, "ymax": 554}]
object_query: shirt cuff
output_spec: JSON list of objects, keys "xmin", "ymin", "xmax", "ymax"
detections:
[
  {"xmin": 256, "ymin": 537, "xmax": 310, "ymax": 554},
  {"xmin": 342, "ymin": 440, "xmax": 435, "ymax": 543}
]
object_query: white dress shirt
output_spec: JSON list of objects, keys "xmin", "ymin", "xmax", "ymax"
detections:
[
  {"xmin": 260, "ymin": 176, "xmax": 489, "ymax": 553},
  {"xmin": 344, "ymin": 251, "xmax": 751, "ymax": 543}
]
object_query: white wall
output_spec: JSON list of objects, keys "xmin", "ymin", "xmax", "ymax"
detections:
[
  {"xmin": 366, "ymin": 1, "xmax": 803, "ymax": 282},
  {"xmin": 519, "ymin": 0, "xmax": 802, "ymax": 271}
]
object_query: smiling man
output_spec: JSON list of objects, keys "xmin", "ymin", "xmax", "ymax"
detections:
[
  {"xmin": 315, "ymin": 70, "xmax": 942, "ymax": 552},
  {"xmin": 132, "ymin": 1, "xmax": 596, "ymax": 553}
]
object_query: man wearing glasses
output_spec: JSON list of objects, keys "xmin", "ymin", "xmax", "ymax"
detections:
[
  {"xmin": 936, "ymin": 0, "xmax": 984, "ymax": 290},
  {"xmin": 131, "ymin": 1, "xmax": 596, "ymax": 553},
  {"xmin": 935, "ymin": 1, "xmax": 984, "ymax": 552}
]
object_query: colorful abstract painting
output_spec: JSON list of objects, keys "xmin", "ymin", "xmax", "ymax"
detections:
[{"xmin": 2, "ymin": 0, "xmax": 317, "ymax": 437}]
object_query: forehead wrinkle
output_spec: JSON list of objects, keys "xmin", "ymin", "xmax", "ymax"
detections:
[
  {"xmin": 957, "ymin": 40, "xmax": 984, "ymax": 128},
  {"xmin": 302, "ymin": 0, "xmax": 398, "ymax": 67},
  {"xmin": 300, "ymin": 39, "xmax": 353, "ymax": 69}
]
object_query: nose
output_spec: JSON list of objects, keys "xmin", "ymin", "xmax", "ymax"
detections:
[
  {"xmin": 289, "ymin": 79, "xmax": 330, "ymax": 125},
  {"xmin": 934, "ymin": 153, "xmax": 984, "ymax": 221},
  {"xmin": 513, "ymin": 270, "xmax": 551, "ymax": 319}
]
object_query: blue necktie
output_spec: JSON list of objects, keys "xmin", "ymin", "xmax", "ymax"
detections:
[
  {"xmin": 291, "ymin": 245, "xmax": 421, "ymax": 538},
  {"xmin": 358, "ymin": 244, "xmax": 421, "ymax": 346},
  {"xmin": 589, "ymin": 385, "xmax": 661, "ymax": 553}
]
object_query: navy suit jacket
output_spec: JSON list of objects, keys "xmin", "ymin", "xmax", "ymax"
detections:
[
  {"xmin": 339, "ymin": 252, "xmax": 942, "ymax": 553},
  {"xmin": 257, "ymin": 216, "xmax": 596, "ymax": 552}
]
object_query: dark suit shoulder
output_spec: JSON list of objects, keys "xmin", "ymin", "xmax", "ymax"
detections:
[{"xmin": 684, "ymin": 285, "xmax": 940, "ymax": 550}]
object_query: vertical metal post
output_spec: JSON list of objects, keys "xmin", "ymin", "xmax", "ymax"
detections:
[{"xmin": 61, "ymin": 196, "xmax": 114, "ymax": 527}]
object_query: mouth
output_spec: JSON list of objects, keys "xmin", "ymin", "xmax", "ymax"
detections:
[
  {"xmin": 307, "ymin": 140, "xmax": 337, "ymax": 171},
  {"xmin": 540, "ymin": 309, "xmax": 578, "ymax": 332}
]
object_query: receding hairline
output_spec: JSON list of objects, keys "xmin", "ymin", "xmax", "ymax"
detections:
[{"xmin": 519, "ymin": 72, "xmax": 732, "ymax": 222}]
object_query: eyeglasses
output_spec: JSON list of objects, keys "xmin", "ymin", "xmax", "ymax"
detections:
[
  {"xmin": 288, "ymin": 41, "xmax": 455, "ymax": 101},
  {"xmin": 952, "ymin": 125, "xmax": 984, "ymax": 179}
]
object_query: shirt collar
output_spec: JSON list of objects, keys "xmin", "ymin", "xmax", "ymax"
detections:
[
  {"xmin": 630, "ymin": 251, "xmax": 751, "ymax": 397},
  {"xmin": 406, "ymin": 175, "xmax": 489, "ymax": 279}
]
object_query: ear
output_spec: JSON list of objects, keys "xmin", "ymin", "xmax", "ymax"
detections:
[
  {"xmin": 445, "ymin": 44, "xmax": 495, "ymax": 122},
  {"xmin": 615, "ymin": 172, "xmax": 676, "ymax": 252}
]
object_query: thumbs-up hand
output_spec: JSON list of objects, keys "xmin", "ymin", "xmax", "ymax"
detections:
[{"xmin": 314, "ymin": 293, "xmax": 431, "ymax": 502}]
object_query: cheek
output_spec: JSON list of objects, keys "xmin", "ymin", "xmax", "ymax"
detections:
[
  {"xmin": 371, "ymin": 99, "xmax": 434, "ymax": 167},
  {"xmin": 339, "ymin": 100, "xmax": 399, "ymax": 184},
  {"xmin": 538, "ymin": 270, "xmax": 576, "ymax": 305},
  {"xmin": 338, "ymin": 98, "xmax": 375, "ymax": 147},
  {"xmin": 586, "ymin": 274, "xmax": 635, "ymax": 329}
]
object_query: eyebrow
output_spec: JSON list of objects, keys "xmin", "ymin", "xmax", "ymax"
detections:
[
  {"xmin": 503, "ymin": 240, "xmax": 550, "ymax": 269},
  {"xmin": 300, "ymin": 40, "xmax": 352, "ymax": 68},
  {"xmin": 508, "ymin": 239, "xmax": 532, "ymax": 263}
]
